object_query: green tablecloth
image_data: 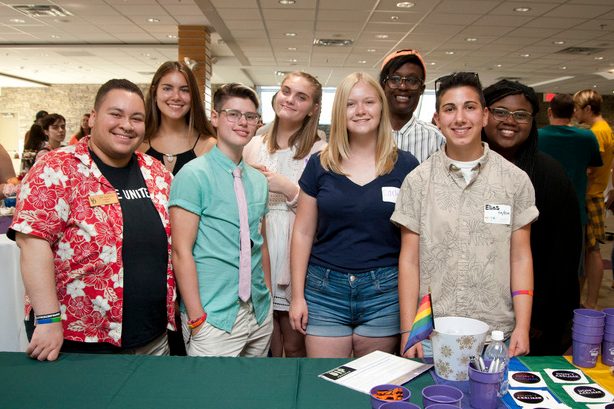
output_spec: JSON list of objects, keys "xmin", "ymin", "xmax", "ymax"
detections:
[
  {"xmin": 0, "ymin": 352, "xmax": 434, "ymax": 408},
  {"xmin": 2, "ymin": 352, "xmax": 610, "ymax": 408}
]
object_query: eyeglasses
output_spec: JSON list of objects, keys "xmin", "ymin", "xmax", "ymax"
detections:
[
  {"xmin": 434, "ymin": 72, "xmax": 480, "ymax": 94},
  {"xmin": 384, "ymin": 75, "xmax": 424, "ymax": 90},
  {"xmin": 218, "ymin": 109, "xmax": 261, "ymax": 125},
  {"xmin": 490, "ymin": 107, "xmax": 533, "ymax": 124}
]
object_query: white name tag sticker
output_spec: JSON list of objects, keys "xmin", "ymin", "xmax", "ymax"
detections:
[
  {"xmin": 484, "ymin": 204, "xmax": 511, "ymax": 225},
  {"xmin": 381, "ymin": 187, "xmax": 400, "ymax": 203}
]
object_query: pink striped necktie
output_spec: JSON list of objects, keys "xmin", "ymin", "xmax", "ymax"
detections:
[{"xmin": 232, "ymin": 167, "xmax": 251, "ymax": 302}]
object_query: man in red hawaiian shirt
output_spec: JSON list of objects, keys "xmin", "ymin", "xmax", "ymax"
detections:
[{"xmin": 10, "ymin": 79, "xmax": 175, "ymax": 361}]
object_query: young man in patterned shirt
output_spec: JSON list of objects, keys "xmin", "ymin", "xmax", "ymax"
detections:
[
  {"xmin": 11, "ymin": 79, "xmax": 175, "ymax": 361},
  {"xmin": 391, "ymin": 72, "xmax": 538, "ymax": 358}
]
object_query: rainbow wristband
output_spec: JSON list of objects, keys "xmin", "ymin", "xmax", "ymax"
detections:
[
  {"xmin": 512, "ymin": 290, "xmax": 534, "ymax": 297},
  {"xmin": 35, "ymin": 316, "xmax": 62, "ymax": 325}
]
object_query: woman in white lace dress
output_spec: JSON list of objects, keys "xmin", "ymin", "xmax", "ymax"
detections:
[{"xmin": 244, "ymin": 71, "xmax": 325, "ymax": 357}]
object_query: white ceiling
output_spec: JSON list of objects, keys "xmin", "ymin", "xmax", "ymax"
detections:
[{"xmin": 0, "ymin": 0, "xmax": 613, "ymax": 93}]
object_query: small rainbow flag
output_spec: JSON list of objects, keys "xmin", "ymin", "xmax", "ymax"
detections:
[{"xmin": 403, "ymin": 293, "xmax": 435, "ymax": 354}]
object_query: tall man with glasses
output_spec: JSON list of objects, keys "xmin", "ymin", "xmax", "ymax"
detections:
[
  {"xmin": 379, "ymin": 49, "xmax": 444, "ymax": 163},
  {"xmin": 170, "ymin": 83, "xmax": 273, "ymax": 357}
]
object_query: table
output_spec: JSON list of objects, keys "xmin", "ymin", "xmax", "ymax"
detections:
[
  {"xmin": 0, "ymin": 352, "xmax": 433, "ymax": 408},
  {"xmin": 0, "ymin": 353, "xmax": 610, "ymax": 408},
  {"xmin": 0, "ymin": 234, "xmax": 27, "ymax": 352}
]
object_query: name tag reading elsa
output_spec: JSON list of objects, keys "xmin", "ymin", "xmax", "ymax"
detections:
[
  {"xmin": 89, "ymin": 192, "xmax": 119, "ymax": 207},
  {"xmin": 381, "ymin": 187, "xmax": 400, "ymax": 203},
  {"xmin": 484, "ymin": 204, "xmax": 511, "ymax": 225}
]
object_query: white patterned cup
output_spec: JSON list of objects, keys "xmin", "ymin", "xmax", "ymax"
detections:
[{"xmin": 431, "ymin": 316, "xmax": 489, "ymax": 381}]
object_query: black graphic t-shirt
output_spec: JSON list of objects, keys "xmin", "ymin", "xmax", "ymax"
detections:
[{"xmin": 91, "ymin": 151, "xmax": 168, "ymax": 349}]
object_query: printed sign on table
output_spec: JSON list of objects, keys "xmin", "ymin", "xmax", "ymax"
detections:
[
  {"xmin": 543, "ymin": 368, "xmax": 589, "ymax": 384},
  {"xmin": 562, "ymin": 383, "xmax": 614, "ymax": 404},
  {"xmin": 508, "ymin": 371, "xmax": 548, "ymax": 388}
]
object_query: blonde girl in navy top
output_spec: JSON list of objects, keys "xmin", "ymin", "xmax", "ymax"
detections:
[{"xmin": 289, "ymin": 72, "xmax": 418, "ymax": 358}]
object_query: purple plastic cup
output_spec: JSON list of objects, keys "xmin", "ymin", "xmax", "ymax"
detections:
[
  {"xmin": 421, "ymin": 385, "xmax": 463, "ymax": 408},
  {"xmin": 468, "ymin": 365, "xmax": 504, "ymax": 409},
  {"xmin": 603, "ymin": 308, "xmax": 614, "ymax": 323},
  {"xmin": 574, "ymin": 309, "xmax": 606, "ymax": 326},
  {"xmin": 573, "ymin": 322, "xmax": 605, "ymax": 336},
  {"xmin": 573, "ymin": 340, "xmax": 600, "ymax": 368},
  {"xmin": 604, "ymin": 331, "xmax": 614, "ymax": 342},
  {"xmin": 380, "ymin": 403, "xmax": 421, "ymax": 409},
  {"xmin": 602, "ymin": 340, "xmax": 614, "ymax": 366},
  {"xmin": 572, "ymin": 330, "xmax": 603, "ymax": 344},
  {"xmin": 370, "ymin": 384, "xmax": 411, "ymax": 409},
  {"xmin": 425, "ymin": 405, "xmax": 460, "ymax": 409}
]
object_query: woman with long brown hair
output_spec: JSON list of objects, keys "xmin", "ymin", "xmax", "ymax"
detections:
[{"xmin": 140, "ymin": 61, "xmax": 215, "ymax": 175}]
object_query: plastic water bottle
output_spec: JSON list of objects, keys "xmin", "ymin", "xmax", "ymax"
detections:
[{"xmin": 483, "ymin": 330, "xmax": 509, "ymax": 395}]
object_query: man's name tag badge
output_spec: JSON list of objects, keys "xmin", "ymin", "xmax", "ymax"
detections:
[
  {"xmin": 484, "ymin": 204, "xmax": 511, "ymax": 224},
  {"xmin": 89, "ymin": 192, "xmax": 119, "ymax": 207},
  {"xmin": 382, "ymin": 187, "xmax": 400, "ymax": 203}
]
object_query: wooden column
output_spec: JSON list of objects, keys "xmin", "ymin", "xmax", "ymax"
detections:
[{"xmin": 178, "ymin": 25, "xmax": 212, "ymax": 114}]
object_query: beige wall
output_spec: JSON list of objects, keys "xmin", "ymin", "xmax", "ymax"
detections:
[{"xmin": 0, "ymin": 83, "xmax": 148, "ymax": 148}]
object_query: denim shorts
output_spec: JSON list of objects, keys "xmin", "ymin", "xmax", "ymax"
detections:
[{"xmin": 304, "ymin": 264, "xmax": 400, "ymax": 337}]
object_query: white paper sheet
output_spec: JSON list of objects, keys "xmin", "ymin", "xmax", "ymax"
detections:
[{"xmin": 318, "ymin": 350, "xmax": 432, "ymax": 394}]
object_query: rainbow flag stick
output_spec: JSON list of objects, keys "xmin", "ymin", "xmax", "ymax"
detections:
[{"xmin": 403, "ymin": 292, "xmax": 435, "ymax": 354}]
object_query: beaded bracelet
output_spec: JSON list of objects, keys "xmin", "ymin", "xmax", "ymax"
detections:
[
  {"xmin": 512, "ymin": 290, "xmax": 534, "ymax": 297},
  {"xmin": 188, "ymin": 313, "xmax": 207, "ymax": 329}
]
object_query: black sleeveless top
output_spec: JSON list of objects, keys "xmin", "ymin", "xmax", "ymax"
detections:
[{"xmin": 145, "ymin": 134, "xmax": 201, "ymax": 176}]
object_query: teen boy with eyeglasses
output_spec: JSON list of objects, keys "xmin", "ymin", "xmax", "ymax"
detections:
[
  {"xmin": 170, "ymin": 83, "xmax": 273, "ymax": 357},
  {"xmin": 379, "ymin": 49, "xmax": 444, "ymax": 163}
]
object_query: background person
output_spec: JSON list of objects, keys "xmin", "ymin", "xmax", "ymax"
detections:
[
  {"xmin": 68, "ymin": 113, "xmax": 91, "ymax": 145},
  {"xmin": 289, "ymin": 72, "xmax": 418, "ymax": 358},
  {"xmin": 36, "ymin": 113, "xmax": 66, "ymax": 162},
  {"xmin": 20, "ymin": 124, "xmax": 47, "ymax": 174},
  {"xmin": 573, "ymin": 89, "xmax": 614, "ymax": 310},
  {"xmin": 0, "ymin": 143, "xmax": 17, "ymax": 199},
  {"xmin": 23, "ymin": 110, "xmax": 48, "ymax": 144},
  {"xmin": 244, "ymin": 71, "xmax": 326, "ymax": 358}
]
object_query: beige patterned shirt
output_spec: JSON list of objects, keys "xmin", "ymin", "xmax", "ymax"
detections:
[{"xmin": 391, "ymin": 143, "xmax": 538, "ymax": 337}]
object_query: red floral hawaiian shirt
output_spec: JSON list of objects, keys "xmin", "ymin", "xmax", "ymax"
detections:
[{"xmin": 11, "ymin": 137, "xmax": 176, "ymax": 346}]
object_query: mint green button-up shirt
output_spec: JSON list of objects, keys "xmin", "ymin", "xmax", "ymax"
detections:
[{"xmin": 170, "ymin": 146, "xmax": 270, "ymax": 332}]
